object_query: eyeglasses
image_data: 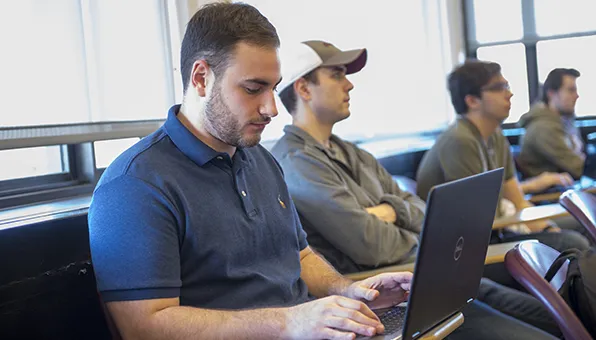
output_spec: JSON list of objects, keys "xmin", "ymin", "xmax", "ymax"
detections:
[{"xmin": 481, "ymin": 82, "xmax": 511, "ymax": 92}]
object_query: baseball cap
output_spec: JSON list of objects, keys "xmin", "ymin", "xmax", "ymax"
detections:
[{"xmin": 278, "ymin": 40, "xmax": 367, "ymax": 93}]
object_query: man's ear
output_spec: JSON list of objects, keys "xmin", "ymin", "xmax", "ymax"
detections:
[
  {"xmin": 464, "ymin": 94, "xmax": 481, "ymax": 111},
  {"xmin": 546, "ymin": 89, "xmax": 557, "ymax": 103},
  {"xmin": 190, "ymin": 60, "xmax": 210, "ymax": 97},
  {"xmin": 295, "ymin": 78, "xmax": 312, "ymax": 102}
]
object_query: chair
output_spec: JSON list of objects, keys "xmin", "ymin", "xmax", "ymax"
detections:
[
  {"xmin": 505, "ymin": 241, "xmax": 592, "ymax": 340},
  {"xmin": 559, "ymin": 189, "xmax": 596, "ymax": 243}
]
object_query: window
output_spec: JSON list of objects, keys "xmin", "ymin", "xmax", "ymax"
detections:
[
  {"xmin": 239, "ymin": 0, "xmax": 455, "ymax": 141},
  {"xmin": 0, "ymin": 0, "xmax": 175, "ymax": 127},
  {"xmin": 477, "ymin": 44, "xmax": 529, "ymax": 122},
  {"xmin": 465, "ymin": 0, "xmax": 596, "ymax": 123},
  {"xmin": 472, "ymin": 0, "xmax": 523, "ymax": 43},
  {"xmin": 535, "ymin": 0, "xmax": 596, "ymax": 37},
  {"xmin": 537, "ymin": 36, "xmax": 596, "ymax": 117},
  {"xmin": 94, "ymin": 138, "xmax": 140, "ymax": 169},
  {"xmin": 0, "ymin": 1, "xmax": 177, "ymax": 208},
  {"xmin": 0, "ymin": 146, "xmax": 65, "ymax": 181},
  {"xmin": 0, "ymin": 1, "xmax": 90, "ymax": 127},
  {"xmin": 87, "ymin": 0, "xmax": 174, "ymax": 121}
]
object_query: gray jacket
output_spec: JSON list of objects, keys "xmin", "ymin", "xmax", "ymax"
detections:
[
  {"xmin": 271, "ymin": 125, "xmax": 424, "ymax": 273},
  {"xmin": 518, "ymin": 103, "xmax": 585, "ymax": 179}
]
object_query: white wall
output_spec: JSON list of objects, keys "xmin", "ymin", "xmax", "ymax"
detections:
[{"xmin": 173, "ymin": 0, "xmax": 466, "ymax": 141}]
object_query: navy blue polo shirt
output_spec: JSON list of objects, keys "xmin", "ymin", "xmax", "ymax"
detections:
[{"xmin": 88, "ymin": 105, "xmax": 310, "ymax": 309}]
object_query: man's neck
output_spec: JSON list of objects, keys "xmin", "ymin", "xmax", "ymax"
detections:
[
  {"xmin": 179, "ymin": 102, "xmax": 236, "ymax": 157},
  {"xmin": 548, "ymin": 102, "xmax": 562, "ymax": 117},
  {"xmin": 292, "ymin": 109, "xmax": 334, "ymax": 148},
  {"xmin": 464, "ymin": 112, "xmax": 500, "ymax": 142}
]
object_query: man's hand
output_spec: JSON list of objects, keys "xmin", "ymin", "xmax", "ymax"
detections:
[
  {"xmin": 525, "ymin": 219, "xmax": 561, "ymax": 233},
  {"xmin": 343, "ymin": 272, "xmax": 413, "ymax": 310},
  {"xmin": 283, "ymin": 295, "xmax": 384, "ymax": 339},
  {"xmin": 532, "ymin": 172, "xmax": 574, "ymax": 192},
  {"xmin": 365, "ymin": 204, "xmax": 397, "ymax": 224}
]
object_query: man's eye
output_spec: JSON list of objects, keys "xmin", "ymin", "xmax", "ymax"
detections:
[{"xmin": 245, "ymin": 87, "xmax": 261, "ymax": 94}]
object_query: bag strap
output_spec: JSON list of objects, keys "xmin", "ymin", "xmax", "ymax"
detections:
[{"xmin": 544, "ymin": 248, "xmax": 581, "ymax": 282}]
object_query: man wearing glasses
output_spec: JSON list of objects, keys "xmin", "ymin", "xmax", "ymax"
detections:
[{"xmin": 416, "ymin": 60, "xmax": 589, "ymax": 252}]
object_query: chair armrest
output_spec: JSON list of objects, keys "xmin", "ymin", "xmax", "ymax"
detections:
[
  {"xmin": 526, "ymin": 186, "xmax": 596, "ymax": 204},
  {"xmin": 485, "ymin": 240, "xmax": 536, "ymax": 265},
  {"xmin": 492, "ymin": 204, "xmax": 568, "ymax": 230},
  {"xmin": 420, "ymin": 312, "xmax": 464, "ymax": 340},
  {"xmin": 345, "ymin": 241, "xmax": 529, "ymax": 281},
  {"xmin": 526, "ymin": 191, "xmax": 563, "ymax": 204}
]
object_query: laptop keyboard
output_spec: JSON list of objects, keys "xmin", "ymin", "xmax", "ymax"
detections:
[{"xmin": 379, "ymin": 306, "xmax": 407, "ymax": 334}]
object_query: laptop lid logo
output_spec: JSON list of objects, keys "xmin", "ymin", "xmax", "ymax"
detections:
[{"xmin": 454, "ymin": 237, "xmax": 464, "ymax": 261}]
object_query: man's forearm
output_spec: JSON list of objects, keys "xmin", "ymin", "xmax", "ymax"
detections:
[
  {"xmin": 300, "ymin": 248, "xmax": 352, "ymax": 298},
  {"xmin": 519, "ymin": 177, "xmax": 540, "ymax": 194},
  {"xmin": 120, "ymin": 305, "xmax": 287, "ymax": 340}
]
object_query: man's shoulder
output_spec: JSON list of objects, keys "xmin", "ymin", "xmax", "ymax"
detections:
[
  {"xmin": 271, "ymin": 133, "xmax": 321, "ymax": 164},
  {"xmin": 97, "ymin": 128, "xmax": 172, "ymax": 188},
  {"xmin": 433, "ymin": 123, "xmax": 479, "ymax": 150}
]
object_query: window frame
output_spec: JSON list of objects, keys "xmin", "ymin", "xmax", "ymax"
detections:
[{"xmin": 463, "ymin": 0, "xmax": 596, "ymax": 128}]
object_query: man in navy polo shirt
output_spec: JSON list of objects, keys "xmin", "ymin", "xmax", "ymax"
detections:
[{"xmin": 88, "ymin": 3, "xmax": 414, "ymax": 339}]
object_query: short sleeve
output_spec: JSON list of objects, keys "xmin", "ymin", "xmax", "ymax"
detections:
[{"xmin": 88, "ymin": 175, "xmax": 181, "ymax": 302}]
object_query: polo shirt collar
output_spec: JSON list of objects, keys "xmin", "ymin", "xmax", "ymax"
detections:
[{"xmin": 164, "ymin": 105, "xmax": 249, "ymax": 167}]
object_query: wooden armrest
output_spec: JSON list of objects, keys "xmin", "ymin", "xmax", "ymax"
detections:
[
  {"xmin": 345, "ymin": 241, "xmax": 527, "ymax": 281},
  {"xmin": 492, "ymin": 204, "xmax": 568, "ymax": 230},
  {"xmin": 526, "ymin": 191, "xmax": 563, "ymax": 203},
  {"xmin": 527, "ymin": 186, "xmax": 596, "ymax": 203},
  {"xmin": 484, "ymin": 240, "xmax": 535, "ymax": 264},
  {"xmin": 420, "ymin": 312, "xmax": 464, "ymax": 340}
]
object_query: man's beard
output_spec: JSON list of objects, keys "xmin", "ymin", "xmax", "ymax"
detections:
[
  {"xmin": 203, "ymin": 82, "xmax": 261, "ymax": 148},
  {"xmin": 559, "ymin": 108, "xmax": 575, "ymax": 117}
]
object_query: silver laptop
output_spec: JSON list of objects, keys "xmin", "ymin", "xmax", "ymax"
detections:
[{"xmin": 357, "ymin": 168, "xmax": 503, "ymax": 339}]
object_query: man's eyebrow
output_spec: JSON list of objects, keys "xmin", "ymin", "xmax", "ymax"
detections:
[{"xmin": 244, "ymin": 77, "xmax": 283, "ymax": 87}]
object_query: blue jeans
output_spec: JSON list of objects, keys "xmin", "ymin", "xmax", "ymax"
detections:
[{"xmin": 448, "ymin": 300, "xmax": 558, "ymax": 340}]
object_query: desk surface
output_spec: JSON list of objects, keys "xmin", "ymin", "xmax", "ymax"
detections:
[
  {"xmin": 345, "ymin": 241, "xmax": 526, "ymax": 281},
  {"xmin": 492, "ymin": 204, "xmax": 568, "ymax": 230}
]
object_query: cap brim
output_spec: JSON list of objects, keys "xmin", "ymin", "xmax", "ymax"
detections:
[{"xmin": 321, "ymin": 48, "xmax": 367, "ymax": 75}]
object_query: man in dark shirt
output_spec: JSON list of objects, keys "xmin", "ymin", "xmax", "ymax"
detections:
[{"xmin": 88, "ymin": 4, "xmax": 415, "ymax": 339}]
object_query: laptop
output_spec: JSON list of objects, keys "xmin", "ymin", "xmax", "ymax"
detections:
[
  {"xmin": 357, "ymin": 168, "xmax": 504, "ymax": 340},
  {"xmin": 529, "ymin": 175, "xmax": 596, "ymax": 196}
]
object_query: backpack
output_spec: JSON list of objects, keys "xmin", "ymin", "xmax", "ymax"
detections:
[{"xmin": 544, "ymin": 247, "xmax": 596, "ymax": 337}]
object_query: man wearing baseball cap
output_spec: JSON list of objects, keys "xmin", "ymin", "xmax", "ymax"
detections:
[{"xmin": 271, "ymin": 40, "xmax": 561, "ymax": 339}]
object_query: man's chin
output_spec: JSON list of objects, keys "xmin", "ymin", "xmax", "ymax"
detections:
[{"xmin": 238, "ymin": 134, "xmax": 262, "ymax": 148}]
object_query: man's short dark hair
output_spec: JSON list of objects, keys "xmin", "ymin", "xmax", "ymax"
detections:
[
  {"xmin": 447, "ymin": 60, "xmax": 502, "ymax": 114},
  {"xmin": 180, "ymin": 3, "xmax": 280, "ymax": 93},
  {"xmin": 541, "ymin": 68, "xmax": 581, "ymax": 104},
  {"xmin": 278, "ymin": 69, "xmax": 319, "ymax": 114}
]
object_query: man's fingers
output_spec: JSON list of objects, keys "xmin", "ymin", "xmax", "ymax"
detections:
[
  {"xmin": 332, "ymin": 306, "xmax": 383, "ymax": 329},
  {"xmin": 320, "ymin": 327, "xmax": 356, "ymax": 340},
  {"xmin": 325, "ymin": 316, "xmax": 378, "ymax": 337},
  {"xmin": 336, "ymin": 297, "xmax": 380, "ymax": 322},
  {"xmin": 353, "ymin": 285, "xmax": 379, "ymax": 301}
]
